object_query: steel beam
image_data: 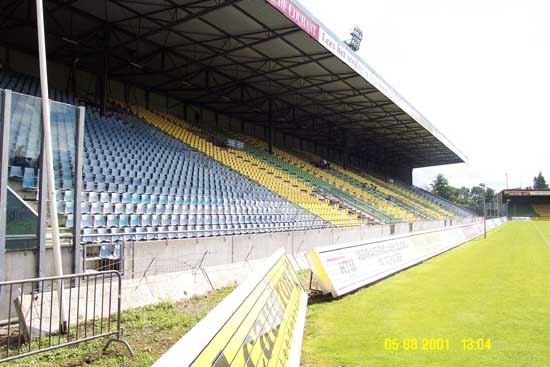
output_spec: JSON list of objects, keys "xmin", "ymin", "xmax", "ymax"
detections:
[{"xmin": 0, "ymin": 90, "xmax": 11, "ymax": 285}]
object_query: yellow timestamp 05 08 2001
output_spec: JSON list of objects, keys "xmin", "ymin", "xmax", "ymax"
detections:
[{"xmin": 383, "ymin": 338, "xmax": 491, "ymax": 351}]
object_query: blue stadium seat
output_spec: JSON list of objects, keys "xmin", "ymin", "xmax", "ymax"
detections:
[
  {"xmin": 121, "ymin": 192, "xmax": 131, "ymax": 204},
  {"xmin": 141, "ymin": 214, "xmax": 152, "ymax": 226},
  {"xmin": 106, "ymin": 215, "xmax": 118, "ymax": 227},
  {"xmin": 130, "ymin": 214, "xmax": 140, "ymax": 227},
  {"xmin": 93, "ymin": 214, "xmax": 105, "ymax": 227},
  {"xmin": 135, "ymin": 227, "xmax": 146, "ymax": 241},
  {"xmin": 116, "ymin": 214, "xmax": 128, "ymax": 227},
  {"xmin": 123, "ymin": 227, "xmax": 135, "ymax": 241},
  {"xmin": 81, "ymin": 214, "xmax": 92, "ymax": 228},
  {"xmin": 9, "ymin": 166, "xmax": 23, "ymax": 180}
]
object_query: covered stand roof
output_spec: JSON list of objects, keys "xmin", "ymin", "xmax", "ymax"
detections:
[{"xmin": 1, "ymin": 0, "xmax": 467, "ymax": 168}]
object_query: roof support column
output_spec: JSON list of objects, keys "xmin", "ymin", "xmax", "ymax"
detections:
[
  {"xmin": 145, "ymin": 90, "xmax": 150, "ymax": 110},
  {"xmin": 268, "ymin": 99, "xmax": 273, "ymax": 154},
  {"xmin": 97, "ymin": 29, "xmax": 109, "ymax": 116},
  {"xmin": 343, "ymin": 128, "xmax": 351, "ymax": 169}
]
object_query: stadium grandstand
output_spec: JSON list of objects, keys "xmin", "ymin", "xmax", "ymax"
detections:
[
  {"xmin": 0, "ymin": 0, "xmax": 497, "ymax": 365},
  {"xmin": 498, "ymin": 189, "xmax": 550, "ymax": 219},
  {"xmin": 0, "ymin": 0, "xmax": 475, "ymax": 272}
]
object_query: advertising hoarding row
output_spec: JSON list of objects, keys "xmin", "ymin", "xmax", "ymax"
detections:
[{"xmin": 308, "ymin": 218, "xmax": 507, "ymax": 298}]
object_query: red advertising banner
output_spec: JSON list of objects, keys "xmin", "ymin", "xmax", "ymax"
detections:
[{"xmin": 267, "ymin": 0, "xmax": 320, "ymax": 40}]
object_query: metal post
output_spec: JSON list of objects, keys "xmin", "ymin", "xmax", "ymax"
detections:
[
  {"xmin": 0, "ymin": 90, "xmax": 11, "ymax": 286},
  {"xmin": 73, "ymin": 106, "xmax": 85, "ymax": 274},
  {"xmin": 99, "ymin": 60, "xmax": 107, "ymax": 115},
  {"xmin": 123, "ymin": 83, "xmax": 130, "ymax": 107},
  {"xmin": 37, "ymin": 130, "xmax": 47, "ymax": 279},
  {"xmin": 343, "ymin": 129, "xmax": 350, "ymax": 169},
  {"xmin": 268, "ymin": 99, "xmax": 273, "ymax": 154},
  {"xmin": 98, "ymin": 31, "xmax": 109, "ymax": 116},
  {"xmin": 483, "ymin": 193, "xmax": 487, "ymax": 239},
  {"xmin": 70, "ymin": 58, "xmax": 78, "ymax": 98},
  {"xmin": 35, "ymin": 0, "xmax": 67, "ymax": 330}
]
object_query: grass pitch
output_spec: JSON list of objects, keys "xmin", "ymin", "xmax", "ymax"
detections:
[{"xmin": 302, "ymin": 221, "xmax": 550, "ymax": 367}]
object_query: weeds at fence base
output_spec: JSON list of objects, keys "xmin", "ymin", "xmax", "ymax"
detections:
[{"xmin": 2, "ymin": 286, "xmax": 233, "ymax": 366}]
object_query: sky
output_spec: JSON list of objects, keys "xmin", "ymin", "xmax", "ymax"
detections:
[{"xmin": 300, "ymin": 0, "xmax": 550, "ymax": 192}]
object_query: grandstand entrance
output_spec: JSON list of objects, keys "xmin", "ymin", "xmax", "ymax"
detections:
[{"xmin": 498, "ymin": 189, "xmax": 550, "ymax": 219}]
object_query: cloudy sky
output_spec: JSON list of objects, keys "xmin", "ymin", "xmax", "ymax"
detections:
[{"xmin": 300, "ymin": 0, "xmax": 549, "ymax": 192}]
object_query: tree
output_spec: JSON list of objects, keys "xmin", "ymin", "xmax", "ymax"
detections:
[
  {"xmin": 533, "ymin": 172, "xmax": 548, "ymax": 189},
  {"xmin": 470, "ymin": 185, "xmax": 486, "ymax": 210},
  {"xmin": 485, "ymin": 187, "xmax": 495, "ymax": 203},
  {"xmin": 456, "ymin": 187, "xmax": 471, "ymax": 204},
  {"xmin": 428, "ymin": 175, "xmax": 496, "ymax": 215},
  {"xmin": 430, "ymin": 174, "xmax": 452, "ymax": 200}
]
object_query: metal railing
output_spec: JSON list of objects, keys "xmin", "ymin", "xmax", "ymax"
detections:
[
  {"xmin": 82, "ymin": 241, "xmax": 126, "ymax": 274},
  {"xmin": 0, "ymin": 271, "xmax": 133, "ymax": 363},
  {"xmin": 316, "ymin": 185, "xmax": 394, "ymax": 223}
]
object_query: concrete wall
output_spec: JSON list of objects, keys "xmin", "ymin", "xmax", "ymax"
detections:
[{"xmin": 122, "ymin": 219, "xmax": 479, "ymax": 278}]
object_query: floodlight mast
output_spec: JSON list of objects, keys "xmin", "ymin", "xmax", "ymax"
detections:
[{"xmin": 345, "ymin": 25, "xmax": 364, "ymax": 52}]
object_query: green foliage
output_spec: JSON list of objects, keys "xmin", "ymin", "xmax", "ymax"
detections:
[
  {"xmin": 533, "ymin": 172, "xmax": 548, "ymax": 189},
  {"xmin": 429, "ymin": 174, "xmax": 494, "ymax": 214},
  {"xmin": 430, "ymin": 174, "xmax": 452, "ymax": 199},
  {"xmin": 302, "ymin": 222, "xmax": 550, "ymax": 366}
]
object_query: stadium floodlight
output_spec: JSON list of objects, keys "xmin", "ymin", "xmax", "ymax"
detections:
[{"xmin": 344, "ymin": 25, "xmax": 363, "ymax": 52}]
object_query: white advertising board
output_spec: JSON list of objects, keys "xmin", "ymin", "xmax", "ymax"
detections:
[
  {"xmin": 308, "ymin": 218, "xmax": 507, "ymax": 297},
  {"xmin": 511, "ymin": 216, "xmax": 531, "ymax": 221}
]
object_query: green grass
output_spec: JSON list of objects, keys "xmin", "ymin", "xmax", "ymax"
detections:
[
  {"xmin": 4, "ymin": 287, "xmax": 233, "ymax": 367},
  {"xmin": 302, "ymin": 222, "xmax": 550, "ymax": 367}
]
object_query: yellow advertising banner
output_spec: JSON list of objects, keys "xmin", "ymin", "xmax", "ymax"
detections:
[{"xmin": 153, "ymin": 248, "xmax": 307, "ymax": 367}]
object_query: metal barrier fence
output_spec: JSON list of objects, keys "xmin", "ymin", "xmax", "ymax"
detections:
[{"xmin": 0, "ymin": 271, "xmax": 133, "ymax": 363}]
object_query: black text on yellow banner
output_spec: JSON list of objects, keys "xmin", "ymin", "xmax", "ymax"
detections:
[{"xmin": 153, "ymin": 248, "xmax": 308, "ymax": 367}]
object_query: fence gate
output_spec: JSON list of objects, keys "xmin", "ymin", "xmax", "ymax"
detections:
[{"xmin": 0, "ymin": 271, "xmax": 133, "ymax": 363}]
